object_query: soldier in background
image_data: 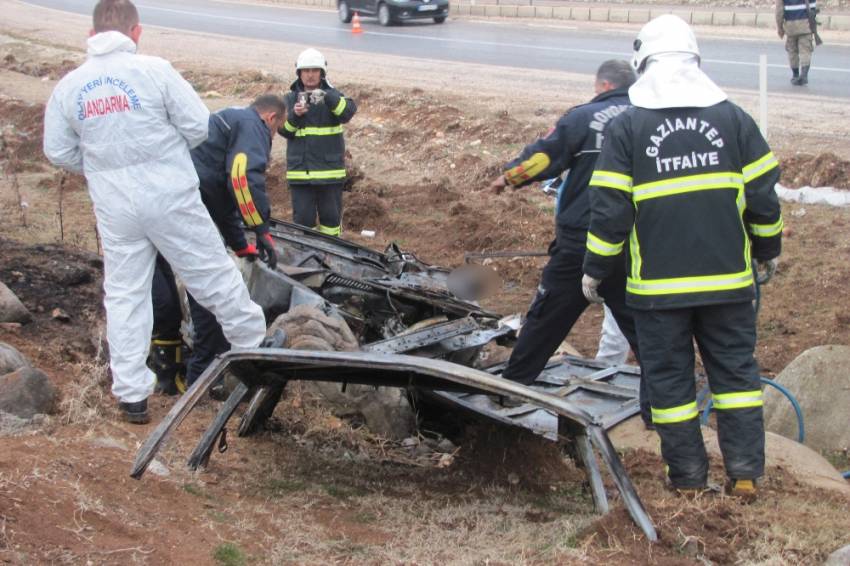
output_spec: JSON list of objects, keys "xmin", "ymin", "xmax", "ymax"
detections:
[{"xmin": 776, "ymin": 0, "xmax": 818, "ymax": 85}]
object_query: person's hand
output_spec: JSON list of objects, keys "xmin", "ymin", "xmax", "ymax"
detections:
[
  {"xmin": 309, "ymin": 89, "xmax": 326, "ymax": 105},
  {"xmin": 488, "ymin": 175, "xmax": 508, "ymax": 194},
  {"xmin": 293, "ymin": 101, "xmax": 308, "ymax": 116},
  {"xmin": 257, "ymin": 233, "xmax": 278, "ymax": 269},
  {"xmin": 234, "ymin": 243, "xmax": 259, "ymax": 261},
  {"xmin": 582, "ymin": 274, "xmax": 604, "ymax": 304},
  {"xmin": 756, "ymin": 258, "xmax": 778, "ymax": 285},
  {"xmin": 777, "ymin": 28, "xmax": 785, "ymax": 39}
]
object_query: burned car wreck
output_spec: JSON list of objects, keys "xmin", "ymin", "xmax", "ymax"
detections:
[{"xmin": 131, "ymin": 218, "xmax": 657, "ymax": 541}]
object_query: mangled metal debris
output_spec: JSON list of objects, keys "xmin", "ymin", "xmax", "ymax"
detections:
[{"xmin": 131, "ymin": 219, "xmax": 657, "ymax": 541}]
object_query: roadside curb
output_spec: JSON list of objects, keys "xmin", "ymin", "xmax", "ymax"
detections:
[{"xmin": 269, "ymin": 0, "xmax": 850, "ymax": 30}]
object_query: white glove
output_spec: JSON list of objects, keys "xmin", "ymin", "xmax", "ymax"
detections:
[
  {"xmin": 582, "ymin": 274, "xmax": 604, "ymax": 304},
  {"xmin": 309, "ymin": 89, "xmax": 326, "ymax": 105},
  {"xmin": 756, "ymin": 258, "xmax": 778, "ymax": 285}
]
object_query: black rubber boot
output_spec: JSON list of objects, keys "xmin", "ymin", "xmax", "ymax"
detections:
[
  {"xmin": 798, "ymin": 65, "xmax": 809, "ymax": 86},
  {"xmin": 790, "ymin": 67, "xmax": 799, "ymax": 84},
  {"xmin": 149, "ymin": 339, "xmax": 186, "ymax": 396},
  {"xmin": 119, "ymin": 399, "xmax": 150, "ymax": 424}
]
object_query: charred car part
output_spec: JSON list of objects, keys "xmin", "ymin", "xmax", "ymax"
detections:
[{"xmin": 131, "ymin": 218, "xmax": 657, "ymax": 541}]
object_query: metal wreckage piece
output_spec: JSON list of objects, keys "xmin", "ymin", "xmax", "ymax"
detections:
[{"xmin": 130, "ymin": 218, "xmax": 658, "ymax": 542}]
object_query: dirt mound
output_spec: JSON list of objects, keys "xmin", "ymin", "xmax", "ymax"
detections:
[
  {"xmin": 780, "ymin": 152, "xmax": 850, "ymax": 189},
  {"xmin": 0, "ymin": 239, "xmax": 102, "ymax": 365},
  {"xmin": 181, "ymin": 69, "xmax": 285, "ymax": 99},
  {"xmin": 455, "ymin": 422, "xmax": 585, "ymax": 491},
  {"xmin": 345, "ymin": 186, "xmax": 388, "ymax": 232},
  {"xmin": 2, "ymin": 52, "xmax": 78, "ymax": 80},
  {"xmin": 0, "ymin": 99, "xmax": 47, "ymax": 165}
]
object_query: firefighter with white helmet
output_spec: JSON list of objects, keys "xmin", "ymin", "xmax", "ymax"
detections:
[
  {"xmin": 279, "ymin": 48, "xmax": 357, "ymax": 236},
  {"xmin": 582, "ymin": 15, "xmax": 783, "ymax": 499}
]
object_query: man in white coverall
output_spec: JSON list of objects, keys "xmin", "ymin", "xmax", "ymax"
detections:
[{"xmin": 43, "ymin": 0, "xmax": 267, "ymax": 424}]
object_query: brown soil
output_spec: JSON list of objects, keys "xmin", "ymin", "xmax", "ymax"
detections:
[
  {"xmin": 778, "ymin": 151, "xmax": 850, "ymax": 190},
  {"xmin": 1, "ymin": 9, "xmax": 849, "ymax": 564}
]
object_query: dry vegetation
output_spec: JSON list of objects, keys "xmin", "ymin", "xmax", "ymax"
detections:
[{"xmin": 1, "ymin": 14, "xmax": 849, "ymax": 566}]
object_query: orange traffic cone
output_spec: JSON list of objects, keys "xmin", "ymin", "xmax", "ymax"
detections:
[{"xmin": 352, "ymin": 11, "xmax": 363, "ymax": 34}]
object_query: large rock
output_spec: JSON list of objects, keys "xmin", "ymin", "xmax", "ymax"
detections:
[
  {"xmin": 0, "ymin": 342, "xmax": 29, "ymax": 375},
  {"xmin": 0, "ymin": 367, "xmax": 58, "ymax": 418},
  {"xmin": 0, "ymin": 281, "xmax": 30, "ymax": 323},
  {"xmin": 269, "ymin": 305, "xmax": 416, "ymax": 439},
  {"xmin": 611, "ymin": 416, "xmax": 850, "ymax": 495},
  {"xmin": 764, "ymin": 345, "xmax": 850, "ymax": 452}
]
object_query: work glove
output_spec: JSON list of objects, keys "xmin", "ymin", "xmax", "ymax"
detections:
[
  {"xmin": 234, "ymin": 243, "xmax": 259, "ymax": 261},
  {"xmin": 582, "ymin": 274, "xmax": 604, "ymax": 304},
  {"xmin": 256, "ymin": 232, "xmax": 278, "ymax": 270},
  {"xmin": 756, "ymin": 258, "xmax": 778, "ymax": 285},
  {"xmin": 309, "ymin": 89, "xmax": 326, "ymax": 105}
]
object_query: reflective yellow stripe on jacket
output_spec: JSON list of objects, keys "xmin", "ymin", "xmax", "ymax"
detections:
[
  {"xmin": 632, "ymin": 172, "xmax": 743, "ymax": 203},
  {"xmin": 294, "ymin": 125, "xmax": 344, "ymax": 137},
  {"xmin": 586, "ymin": 232, "xmax": 624, "ymax": 257},
  {"xmin": 627, "ymin": 268, "xmax": 753, "ymax": 296},
  {"xmin": 712, "ymin": 390, "xmax": 763, "ymax": 410},
  {"xmin": 651, "ymin": 401, "xmax": 698, "ymax": 424},
  {"xmin": 230, "ymin": 153, "xmax": 263, "ymax": 227},
  {"xmin": 742, "ymin": 151, "xmax": 779, "ymax": 183},
  {"xmin": 331, "ymin": 97, "xmax": 347, "ymax": 117},
  {"xmin": 748, "ymin": 217, "xmax": 784, "ymax": 237},
  {"xmin": 590, "ymin": 170, "xmax": 633, "ymax": 192},
  {"xmin": 287, "ymin": 169, "xmax": 347, "ymax": 181}
]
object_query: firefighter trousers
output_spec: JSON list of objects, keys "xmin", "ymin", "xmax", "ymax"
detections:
[
  {"xmin": 634, "ymin": 302, "xmax": 765, "ymax": 488},
  {"xmin": 500, "ymin": 239, "xmax": 649, "ymax": 423},
  {"xmin": 291, "ymin": 183, "xmax": 344, "ymax": 236},
  {"xmin": 152, "ymin": 256, "xmax": 230, "ymax": 386}
]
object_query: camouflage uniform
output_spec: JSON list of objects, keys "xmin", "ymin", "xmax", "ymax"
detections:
[{"xmin": 776, "ymin": 0, "xmax": 816, "ymax": 84}]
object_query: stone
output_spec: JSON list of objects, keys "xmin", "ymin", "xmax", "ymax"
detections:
[
  {"xmin": 0, "ymin": 367, "xmax": 58, "ymax": 419},
  {"xmin": 825, "ymin": 544, "xmax": 850, "ymax": 566},
  {"xmin": 764, "ymin": 345, "xmax": 850, "ymax": 452},
  {"xmin": 437, "ymin": 438, "xmax": 457, "ymax": 453},
  {"xmin": 0, "ymin": 282, "xmax": 31, "ymax": 324},
  {"xmin": 51, "ymin": 308, "xmax": 71, "ymax": 322},
  {"xmin": 0, "ymin": 341, "xmax": 29, "ymax": 375}
]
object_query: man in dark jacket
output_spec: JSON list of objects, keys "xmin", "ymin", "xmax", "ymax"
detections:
[
  {"xmin": 279, "ymin": 48, "xmax": 357, "ymax": 236},
  {"xmin": 485, "ymin": 60, "xmax": 649, "ymax": 421},
  {"xmin": 583, "ymin": 16, "xmax": 782, "ymax": 498},
  {"xmin": 150, "ymin": 94, "xmax": 286, "ymax": 394}
]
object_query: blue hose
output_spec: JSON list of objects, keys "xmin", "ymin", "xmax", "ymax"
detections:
[
  {"xmin": 698, "ymin": 263, "xmax": 850, "ymax": 478},
  {"xmin": 700, "ymin": 377, "xmax": 805, "ymax": 443}
]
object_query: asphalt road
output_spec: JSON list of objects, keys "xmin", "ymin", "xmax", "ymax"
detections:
[{"xmin": 23, "ymin": 0, "xmax": 850, "ymax": 98}]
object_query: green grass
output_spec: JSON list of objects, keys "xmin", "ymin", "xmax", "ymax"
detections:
[
  {"xmin": 182, "ymin": 483, "xmax": 207, "ymax": 498},
  {"xmin": 214, "ymin": 543, "xmax": 246, "ymax": 566}
]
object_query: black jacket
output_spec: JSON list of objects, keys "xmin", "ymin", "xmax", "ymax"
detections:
[
  {"xmin": 191, "ymin": 107, "xmax": 274, "ymax": 251},
  {"xmin": 503, "ymin": 88, "xmax": 631, "ymax": 249},
  {"xmin": 584, "ymin": 101, "xmax": 783, "ymax": 310},
  {"xmin": 279, "ymin": 78, "xmax": 357, "ymax": 185}
]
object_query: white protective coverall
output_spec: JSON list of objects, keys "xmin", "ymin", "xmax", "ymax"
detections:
[{"xmin": 44, "ymin": 31, "xmax": 266, "ymax": 403}]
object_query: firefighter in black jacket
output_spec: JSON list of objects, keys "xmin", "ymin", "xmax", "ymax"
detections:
[
  {"xmin": 583, "ymin": 16, "xmax": 782, "ymax": 498},
  {"xmin": 151, "ymin": 94, "xmax": 286, "ymax": 394},
  {"xmin": 280, "ymin": 48, "xmax": 357, "ymax": 236},
  {"xmin": 485, "ymin": 60, "xmax": 651, "ymax": 421}
]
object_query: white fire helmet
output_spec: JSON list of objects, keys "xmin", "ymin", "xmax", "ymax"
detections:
[
  {"xmin": 296, "ymin": 48, "xmax": 328, "ymax": 74},
  {"xmin": 631, "ymin": 15, "xmax": 700, "ymax": 73}
]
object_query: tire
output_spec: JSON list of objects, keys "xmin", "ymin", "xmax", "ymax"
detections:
[
  {"xmin": 378, "ymin": 3, "xmax": 393, "ymax": 26},
  {"xmin": 433, "ymin": 15, "xmax": 446, "ymax": 23},
  {"xmin": 338, "ymin": 0, "xmax": 353, "ymax": 23}
]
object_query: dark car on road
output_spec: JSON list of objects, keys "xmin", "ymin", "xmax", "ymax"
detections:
[{"xmin": 339, "ymin": 0, "xmax": 449, "ymax": 26}]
